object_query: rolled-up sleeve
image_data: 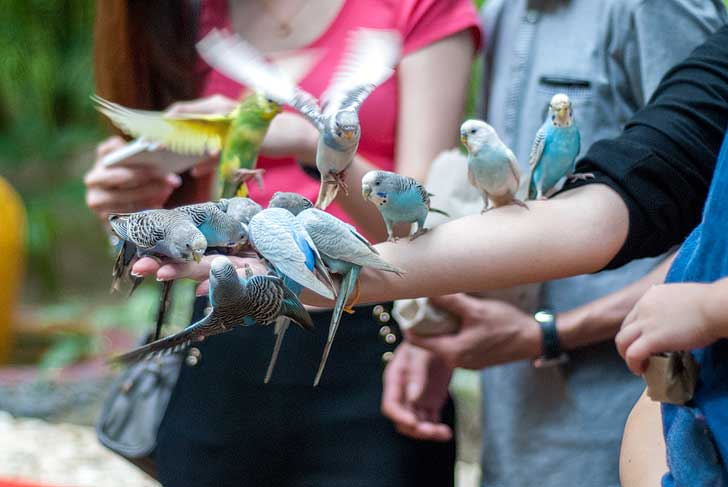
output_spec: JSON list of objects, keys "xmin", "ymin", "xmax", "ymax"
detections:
[{"xmin": 564, "ymin": 25, "xmax": 728, "ymax": 269}]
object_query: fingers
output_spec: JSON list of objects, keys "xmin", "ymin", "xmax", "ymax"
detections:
[
  {"xmin": 130, "ymin": 257, "xmax": 162, "ymax": 279},
  {"xmin": 85, "ymin": 165, "xmax": 181, "ymax": 190},
  {"xmin": 624, "ymin": 334, "xmax": 653, "ymax": 375},
  {"xmin": 96, "ymin": 136, "xmax": 126, "ymax": 158},
  {"xmin": 381, "ymin": 348, "xmax": 418, "ymax": 431},
  {"xmin": 190, "ymin": 156, "xmax": 219, "ymax": 178},
  {"xmin": 615, "ymin": 322, "xmax": 642, "ymax": 360},
  {"xmin": 406, "ymin": 334, "xmax": 458, "ymax": 367},
  {"xmin": 196, "ymin": 280, "xmax": 210, "ymax": 297},
  {"xmin": 429, "ymin": 293, "xmax": 478, "ymax": 318}
]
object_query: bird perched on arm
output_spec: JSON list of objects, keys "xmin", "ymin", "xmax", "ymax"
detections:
[
  {"xmin": 247, "ymin": 207, "xmax": 336, "ymax": 382},
  {"xmin": 527, "ymin": 93, "xmax": 590, "ymax": 200},
  {"xmin": 175, "ymin": 201, "xmax": 247, "ymax": 249},
  {"xmin": 460, "ymin": 120, "xmax": 526, "ymax": 212},
  {"xmin": 269, "ymin": 191, "xmax": 404, "ymax": 385},
  {"xmin": 112, "ymin": 256, "xmax": 313, "ymax": 364},
  {"xmin": 196, "ymin": 28, "xmax": 401, "ymax": 209},
  {"xmin": 361, "ymin": 170, "xmax": 448, "ymax": 242},
  {"xmin": 92, "ymin": 92, "xmax": 280, "ymax": 198}
]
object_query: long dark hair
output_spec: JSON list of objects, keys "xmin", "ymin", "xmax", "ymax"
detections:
[
  {"xmin": 93, "ymin": 0, "xmax": 211, "ymax": 204},
  {"xmin": 94, "ymin": 0, "xmax": 201, "ymax": 109}
]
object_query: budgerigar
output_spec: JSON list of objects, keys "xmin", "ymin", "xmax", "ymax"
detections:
[
  {"xmin": 112, "ymin": 257, "xmax": 314, "ymax": 364},
  {"xmin": 527, "ymin": 93, "xmax": 591, "ymax": 200},
  {"xmin": 176, "ymin": 202, "xmax": 247, "ymax": 248},
  {"xmin": 109, "ymin": 209, "xmax": 207, "ymax": 340},
  {"xmin": 270, "ymin": 192, "xmax": 404, "ymax": 385},
  {"xmin": 248, "ymin": 207, "xmax": 336, "ymax": 382},
  {"xmin": 361, "ymin": 170, "xmax": 448, "ymax": 242},
  {"xmin": 92, "ymin": 92, "xmax": 280, "ymax": 198},
  {"xmin": 460, "ymin": 120, "xmax": 527, "ymax": 212},
  {"xmin": 197, "ymin": 28, "xmax": 401, "ymax": 209},
  {"xmin": 217, "ymin": 196, "xmax": 263, "ymax": 226}
]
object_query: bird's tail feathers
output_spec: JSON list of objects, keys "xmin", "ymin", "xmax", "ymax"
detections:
[{"xmin": 264, "ymin": 318, "xmax": 289, "ymax": 384}]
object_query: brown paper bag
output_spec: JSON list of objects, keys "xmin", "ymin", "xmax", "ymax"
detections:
[{"xmin": 643, "ymin": 352, "xmax": 699, "ymax": 405}]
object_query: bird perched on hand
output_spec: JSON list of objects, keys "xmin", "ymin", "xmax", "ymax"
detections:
[
  {"xmin": 112, "ymin": 257, "xmax": 313, "ymax": 364},
  {"xmin": 361, "ymin": 170, "xmax": 448, "ymax": 242},
  {"xmin": 197, "ymin": 28, "xmax": 401, "ymax": 209},
  {"xmin": 217, "ymin": 196, "xmax": 263, "ymax": 226},
  {"xmin": 92, "ymin": 92, "xmax": 279, "ymax": 198},
  {"xmin": 460, "ymin": 120, "xmax": 526, "ymax": 212},
  {"xmin": 176, "ymin": 201, "xmax": 247, "ymax": 248},
  {"xmin": 270, "ymin": 191, "xmax": 404, "ymax": 385},
  {"xmin": 527, "ymin": 93, "xmax": 589, "ymax": 200},
  {"xmin": 248, "ymin": 207, "xmax": 336, "ymax": 382},
  {"xmin": 108, "ymin": 209, "xmax": 207, "ymax": 340}
]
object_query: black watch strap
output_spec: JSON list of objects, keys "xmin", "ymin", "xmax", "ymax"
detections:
[{"xmin": 533, "ymin": 310, "xmax": 568, "ymax": 367}]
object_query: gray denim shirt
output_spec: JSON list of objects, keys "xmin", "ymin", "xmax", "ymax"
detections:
[{"xmin": 478, "ymin": 1, "xmax": 727, "ymax": 486}]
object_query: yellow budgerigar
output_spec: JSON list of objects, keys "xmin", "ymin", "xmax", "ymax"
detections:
[{"xmin": 92, "ymin": 92, "xmax": 281, "ymax": 198}]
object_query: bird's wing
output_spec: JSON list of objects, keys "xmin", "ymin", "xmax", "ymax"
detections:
[
  {"xmin": 111, "ymin": 313, "xmax": 227, "ymax": 364},
  {"xmin": 276, "ymin": 279, "xmax": 315, "ymax": 331},
  {"xmin": 196, "ymin": 29, "xmax": 323, "ymax": 128},
  {"xmin": 321, "ymin": 28, "xmax": 401, "ymax": 116},
  {"xmin": 92, "ymin": 95, "xmax": 231, "ymax": 155},
  {"xmin": 527, "ymin": 126, "xmax": 546, "ymax": 170},
  {"xmin": 249, "ymin": 212, "xmax": 335, "ymax": 299},
  {"xmin": 505, "ymin": 146, "xmax": 522, "ymax": 184}
]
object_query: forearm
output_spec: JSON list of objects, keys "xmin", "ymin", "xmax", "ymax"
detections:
[
  {"xmin": 302, "ymin": 184, "xmax": 629, "ymax": 306},
  {"xmin": 558, "ymin": 252, "xmax": 676, "ymax": 350},
  {"xmin": 702, "ymin": 276, "xmax": 728, "ymax": 340}
]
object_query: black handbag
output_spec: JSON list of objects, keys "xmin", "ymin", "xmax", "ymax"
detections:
[{"xmin": 96, "ymin": 334, "xmax": 183, "ymax": 479}]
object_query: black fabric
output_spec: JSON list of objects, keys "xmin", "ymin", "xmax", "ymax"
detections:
[
  {"xmin": 563, "ymin": 25, "xmax": 728, "ymax": 269},
  {"xmin": 155, "ymin": 301, "xmax": 456, "ymax": 487}
]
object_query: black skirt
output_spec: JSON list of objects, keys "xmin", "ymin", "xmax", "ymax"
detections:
[{"xmin": 156, "ymin": 302, "xmax": 456, "ymax": 487}]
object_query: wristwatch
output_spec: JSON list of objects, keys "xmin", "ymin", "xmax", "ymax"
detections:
[{"xmin": 532, "ymin": 309, "xmax": 569, "ymax": 368}]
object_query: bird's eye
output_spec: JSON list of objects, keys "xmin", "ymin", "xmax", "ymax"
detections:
[
  {"xmin": 375, "ymin": 181, "xmax": 380, "ymax": 186},
  {"xmin": 470, "ymin": 129, "xmax": 477, "ymax": 134},
  {"xmin": 186, "ymin": 243, "xmax": 191, "ymax": 249}
]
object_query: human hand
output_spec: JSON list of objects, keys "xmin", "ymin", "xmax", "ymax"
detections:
[
  {"xmin": 407, "ymin": 294, "xmax": 542, "ymax": 370},
  {"xmin": 85, "ymin": 136, "xmax": 182, "ymax": 219},
  {"xmin": 260, "ymin": 111, "xmax": 318, "ymax": 165},
  {"xmin": 131, "ymin": 253, "xmax": 266, "ymax": 293},
  {"xmin": 381, "ymin": 342, "xmax": 453, "ymax": 441},
  {"xmin": 616, "ymin": 282, "xmax": 728, "ymax": 374}
]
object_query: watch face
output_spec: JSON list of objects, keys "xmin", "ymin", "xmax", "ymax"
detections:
[{"xmin": 534, "ymin": 310, "xmax": 555, "ymax": 323}]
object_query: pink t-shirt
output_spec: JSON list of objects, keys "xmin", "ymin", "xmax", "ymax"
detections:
[{"xmin": 199, "ymin": 0, "xmax": 481, "ymax": 225}]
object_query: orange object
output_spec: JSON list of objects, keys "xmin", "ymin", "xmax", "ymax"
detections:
[{"xmin": 0, "ymin": 176, "xmax": 25, "ymax": 364}]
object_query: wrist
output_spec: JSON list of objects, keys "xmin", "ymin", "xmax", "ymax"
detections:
[
  {"xmin": 556, "ymin": 308, "xmax": 588, "ymax": 351},
  {"xmin": 702, "ymin": 280, "xmax": 728, "ymax": 340}
]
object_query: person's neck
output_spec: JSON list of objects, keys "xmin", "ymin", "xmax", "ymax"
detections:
[{"xmin": 229, "ymin": 0, "xmax": 347, "ymax": 53}]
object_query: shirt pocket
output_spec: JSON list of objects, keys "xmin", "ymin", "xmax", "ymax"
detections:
[{"xmin": 536, "ymin": 74, "xmax": 594, "ymax": 122}]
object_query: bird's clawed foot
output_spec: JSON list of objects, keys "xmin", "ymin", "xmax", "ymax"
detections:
[
  {"xmin": 567, "ymin": 172, "xmax": 594, "ymax": 183},
  {"xmin": 409, "ymin": 228, "xmax": 429, "ymax": 241},
  {"xmin": 513, "ymin": 198, "xmax": 529, "ymax": 210},
  {"xmin": 233, "ymin": 168, "xmax": 266, "ymax": 189},
  {"xmin": 335, "ymin": 172, "xmax": 349, "ymax": 196},
  {"xmin": 343, "ymin": 280, "xmax": 361, "ymax": 315}
]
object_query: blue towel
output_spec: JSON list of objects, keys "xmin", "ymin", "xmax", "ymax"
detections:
[{"xmin": 661, "ymin": 128, "xmax": 728, "ymax": 486}]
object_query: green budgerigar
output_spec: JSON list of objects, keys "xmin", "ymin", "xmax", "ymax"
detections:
[{"xmin": 92, "ymin": 92, "xmax": 281, "ymax": 199}]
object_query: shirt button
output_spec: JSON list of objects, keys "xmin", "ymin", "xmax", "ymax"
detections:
[
  {"xmin": 379, "ymin": 311, "xmax": 391, "ymax": 323},
  {"xmin": 384, "ymin": 333, "xmax": 397, "ymax": 345},
  {"xmin": 382, "ymin": 351, "xmax": 394, "ymax": 363},
  {"xmin": 373, "ymin": 305, "xmax": 385, "ymax": 317},
  {"xmin": 186, "ymin": 347, "xmax": 201, "ymax": 366},
  {"xmin": 379, "ymin": 326, "xmax": 392, "ymax": 336},
  {"xmin": 525, "ymin": 10, "xmax": 539, "ymax": 23}
]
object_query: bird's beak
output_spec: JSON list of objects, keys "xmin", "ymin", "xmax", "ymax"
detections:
[
  {"xmin": 192, "ymin": 250, "xmax": 203, "ymax": 263},
  {"xmin": 343, "ymin": 130, "xmax": 354, "ymax": 140},
  {"xmin": 460, "ymin": 134, "xmax": 468, "ymax": 147},
  {"xmin": 361, "ymin": 184, "xmax": 371, "ymax": 199}
]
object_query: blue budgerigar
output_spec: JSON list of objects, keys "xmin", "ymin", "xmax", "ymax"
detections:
[
  {"xmin": 270, "ymin": 191, "xmax": 404, "ymax": 385},
  {"xmin": 361, "ymin": 170, "xmax": 448, "ymax": 242},
  {"xmin": 112, "ymin": 257, "xmax": 314, "ymax": 364},
  {"xmin": 248, "ymin": 206, "xmax": 336, "ymax": 382},
  {"xmin": 217, "ymin": 196, "xmax": 263, "ymax": 226},
  {"xmin": 176, "ymin": 201, "xmax": 247, "ymax": 248},
  {"xmin": 197, "ymin": 28, "xmax": 401, "ymax": 210},
  {"xmin": 527, "ymin": 93, "xmax": 591, "ymax": 200},
  {"xmin": 460, "ymin": 119, "xmax": 527, "ymax": 212}
]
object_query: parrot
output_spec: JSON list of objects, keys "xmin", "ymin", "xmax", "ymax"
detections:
[
  {"xmin": 247, "ymin": 206, "xmax": 336, "ymax": 383},
  {"xmin": 527, "ymin": 93, "xmax": 591, "ymax": 200},
  {"xmin": 269, "ymin": 191, "xmax": 404, "ymax": 386},
  {"xmin": 92, "ymin": 92, "xmax": 280, "ymax": 198},
  {"xmin": 196, "ymin": 28, "xmax": 401, "ymax": 209},
  {"xmin": 460, "ymin": 119, "xmax": 527, "ymax": 212},
  {"xmin": 176, "ymin": 201, "xmax": 247, "ymax": 248},
  {"xmin": 216, "ymin": 196, "xmax": 263, "ymax": 226},
  {"xmin": 111, "ymin": 256, "xmax": 314, "ymax": 364},
  {"xmin": 361, "ymin": 170, "xmax": 448, "ymax": 242}
]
